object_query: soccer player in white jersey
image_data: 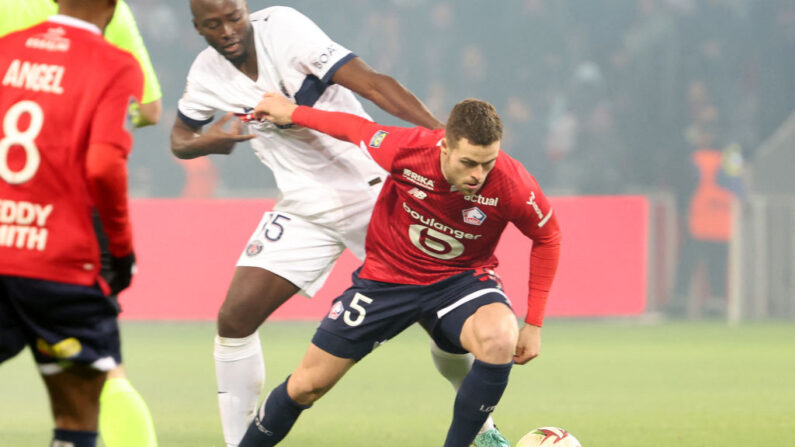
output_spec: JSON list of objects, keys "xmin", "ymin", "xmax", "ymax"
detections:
[{"xmin": 170, "ymin": 1, "xmax": 508, "ymax": 446}]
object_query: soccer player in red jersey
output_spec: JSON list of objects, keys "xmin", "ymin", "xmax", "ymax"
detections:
[
  {"xmin": 236, "ymin": 93, "xmax": 562, "ymax": 446},
  {"xmin": 0, "ymin": 1, "xmax": 142, "ymax": 446}
]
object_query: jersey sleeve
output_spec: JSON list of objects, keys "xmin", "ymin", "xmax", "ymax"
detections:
[
  {"xmin": 267, "ymin": 7, "xmax": 356, "ymax": 84},
  {"xmin": 505, "ymin": 161, "xmax": 562, "ymax": 327},
  {"xmin": 176, "ymin": 57, "xmax": 218, "ymax": 128},
  {"xmin": 292, "ymin": 105, "xmax": 435, "ymax": 171},
  {"xmin": 104, "ymin": 0, "xmax": 162, "ymax": 104},
  {"xmin": 89, "ymin": 57, "xmax": 143, "ymax": 153},
  {"xmin": 85, "ymin": 55, "xmax": 142, "ymax": 257},
  {"xmin": 0, "ymin": 0, "xmax": 55, "ymax": 37}
]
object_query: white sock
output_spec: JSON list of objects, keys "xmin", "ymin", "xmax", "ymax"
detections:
[
  {"xmin": 215, "ymin": 332, "xmax": 265, "ymax": 447},
  {"xmin": 429, "ymin": 340, "xmax": 495, "ymax": 434}
]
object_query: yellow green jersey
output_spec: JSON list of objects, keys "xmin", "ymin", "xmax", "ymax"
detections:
[{"xmin": 0, "ymin": 0, "xmax": 161, "ymax": 104}]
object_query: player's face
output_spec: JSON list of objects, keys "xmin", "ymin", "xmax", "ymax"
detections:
[
  {"xmin": 192, "ymin": 0, "xmax": 252, "ymax": 63},
  {"xmin": 440, "ymin": 137, "xmax": 500, "ymax": 195}
]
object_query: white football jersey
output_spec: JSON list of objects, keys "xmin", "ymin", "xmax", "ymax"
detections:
[{"xmin": 178, "ymin": 6, "xmax": 385, "ymax": 225}]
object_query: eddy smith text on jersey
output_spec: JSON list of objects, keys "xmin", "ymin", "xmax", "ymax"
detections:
[{"xmin": 0, "ymin": 199, "xmax": 52, "ymax": 250}]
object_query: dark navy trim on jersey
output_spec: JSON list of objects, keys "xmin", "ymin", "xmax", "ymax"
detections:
[
  {"xmin": 321, "ymin": 52, "xmax": 357, "ymax": 84},
  {"xmin": 294, "ymin": 75, "xmax": 328, "ymax": 107},
  {"xmin": 295, "ymin": 53, "xmax": 357, "ymax": 107},
  {"xmin": 177, "ymin": 109, "xmax": 214, "ymax": 128}
]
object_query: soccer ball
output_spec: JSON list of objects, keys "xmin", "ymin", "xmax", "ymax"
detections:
[{"xmin": 516, "ymin": 427, "xmax": 582, "ymax": 447}]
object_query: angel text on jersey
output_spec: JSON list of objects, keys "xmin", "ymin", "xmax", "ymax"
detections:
[
  {"xmin": 2, "ymin": 60, "xmax": 65, "ymax": 95},
  {"xmin": 402, "ymin": 168, "xmax": 435, "ymax": 190},
  {"xmin": 0, "ymin": 199, "xmax": 53, "ymax": 251}
]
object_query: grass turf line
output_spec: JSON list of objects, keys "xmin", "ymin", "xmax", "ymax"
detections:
[{"xmin": 1, "ymin": 321, "xmax": 794, "ymax": 446}]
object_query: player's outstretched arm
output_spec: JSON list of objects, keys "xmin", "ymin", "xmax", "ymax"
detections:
[
  {"xmin": 332, "ymin": 57, "xmax": 444, "ymax": 130},
  {"xmin": 255, "ymin": 93, "xmax": 372, "ymax": 147},
  {"xmin": 255, "ymin": 93, "xmax": 401, "ymax": 170},
  {"xmin": 170, "ymin": 112, "xmax": 255, "ymax": 159}
]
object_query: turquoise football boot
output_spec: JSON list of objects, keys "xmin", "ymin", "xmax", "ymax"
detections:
[{"xmin": 473, "ymin": 427, "xmax": 510, "ymax": 447}]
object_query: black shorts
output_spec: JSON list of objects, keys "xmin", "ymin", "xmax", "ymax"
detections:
[
  {"xmin": 0, "ymin": 275, "xmax": 121, "ymax": 375},
  {"xmin": 312, "ymin": 268, "xmax": 511, "ymax": 361}
]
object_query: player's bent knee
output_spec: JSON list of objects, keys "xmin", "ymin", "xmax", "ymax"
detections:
[
  {"xmin": 217, "ymin": 269, "xmax": 298, "ymax": 337},
  {"xmin": 217, "ymin": 302, "xmax": 258, "ymax": 338},
  {"xmin": 475, "ymin": 327, "xmax": 518, "ymax": 363},
  {"xmin": 466, "ymin": 309, "xmax": 519, "ymax": 363},
  {"xmin": 216, "ymin": 289, "xmax": 268, "ymax": 337}
]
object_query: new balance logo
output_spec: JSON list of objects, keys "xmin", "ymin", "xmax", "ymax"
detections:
[{"xmin": 408, "ymin": 187, "xmax": 427, "ymax": 200}]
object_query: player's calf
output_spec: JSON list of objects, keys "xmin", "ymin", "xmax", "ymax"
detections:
[
  {"xmin": 238, "ymin": 380, "xmax": 310, "ymax": 447},
  {"xmin": 445, "ymin": 359, "xmax": 513, "ymax": 447},
  {"xmin": 285, "ymin": 343, "xmax": 355, "ymax": 406}
]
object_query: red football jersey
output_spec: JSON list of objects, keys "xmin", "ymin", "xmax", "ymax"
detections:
[
  {"xmin": 293, "ymin": 106, "xmax": 561, "ymax": 325},
  {"xmin": 0, "ymin": 16, "xmax": 142, "ymax": 286}
]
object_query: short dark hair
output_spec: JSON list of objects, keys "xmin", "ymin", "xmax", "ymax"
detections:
[{"xmin": 445, "ymin": 99, "xmax": 503, "ymax": 148}]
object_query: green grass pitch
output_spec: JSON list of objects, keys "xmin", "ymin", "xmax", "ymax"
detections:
[{"xmin": 1, "ymin": 320, "xmax": 794, "ymax": 446}]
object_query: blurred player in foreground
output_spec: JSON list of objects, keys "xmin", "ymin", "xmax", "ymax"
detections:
[
  {"xmin": 0, "ymin": 1, "xmax": 162, "ymax": 445},
  {"xmin": 0, "ymin": 0, "xmax": 162, "ymax": 127},
  {"xmin": 238, "ymin": 94, "xmax": 562, "ymax": 446},
  {"xmin": 0, "ymin": 1, "xmax": 143, "ymax": 446},
  {"xmin": 171, "ymin": 1, "xmax": 510, "ymax": 445}
]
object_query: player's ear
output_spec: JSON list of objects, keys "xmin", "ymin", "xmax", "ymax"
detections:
[{"xmin": 440, "ymin": 137, "xmax": 450, "ymax": 156}]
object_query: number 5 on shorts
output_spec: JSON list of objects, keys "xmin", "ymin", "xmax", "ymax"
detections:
[
  {"xmin": 263, "ymin": 213, "xmax": 291, "ymax": 241},
  {"xmin": 343, "ymin": 293, "xmax": 373, "ymax": 327}
]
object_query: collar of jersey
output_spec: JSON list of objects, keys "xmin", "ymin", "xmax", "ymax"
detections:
[{"xmin": 48, "ymin": 14, "xmax": 102, "ymax": 35}]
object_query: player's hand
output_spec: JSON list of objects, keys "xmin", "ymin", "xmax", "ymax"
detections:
[
  {"xmin": 201, "ymin": 112, "xmax": 256, "ymax": 155},
  {"xmin": 108, "ymin": 252, "xmax": 136, "ymax": 295},
  {"xmin": 254, "ymin": 92, "xmax": 298, "ymax": 126},
  {"xmin": 513, "ymin": 324, "xmax": 542, "ymax": 365},
  {"xmin": 128, "ymin": 101, "xmax": 147, "ymax": 128}
]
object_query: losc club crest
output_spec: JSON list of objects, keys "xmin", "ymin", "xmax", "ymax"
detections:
[
  {"xmin": 462, "ymin": 207, "xmax": 487, "ymax": 226},
  {"xmin": 328, "ymin": 301, "xmax": 344, "ymax": 320},
  {"xmin": 246, "ymin": 240, "xmax": 264, "ymax": 257}
]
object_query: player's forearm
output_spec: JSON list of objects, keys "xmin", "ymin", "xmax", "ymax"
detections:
[
  {"xmin": 135, "ymin": 99, "xmax": 162, "ymax": 127},
  {"xmin": 292, "ymin": 106, "xmax": 373, "ymax": 146},
  {"xmin": 170, "ymin": 118, "xmax": 213, "ymax": 159},
  {"xmin": 525, "ymin": 235, "xmax": 562, "ymax": 326},
  {"xmin": 360, "ymin": 74, "xmax": 443, "ymax": 129},
  {"xmin": 86, "ymin": 143, "xmax": 133, "ymax": 257}
]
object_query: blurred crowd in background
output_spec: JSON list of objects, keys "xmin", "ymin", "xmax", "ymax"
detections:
[{"xmin": 126, "ymin": 0, "xmax": 795, "ymax": 202}]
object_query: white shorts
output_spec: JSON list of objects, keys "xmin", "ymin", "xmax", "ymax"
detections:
[{"xmin": 236, "ymin": 209, "xmax": 370, "ymax": 297}]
